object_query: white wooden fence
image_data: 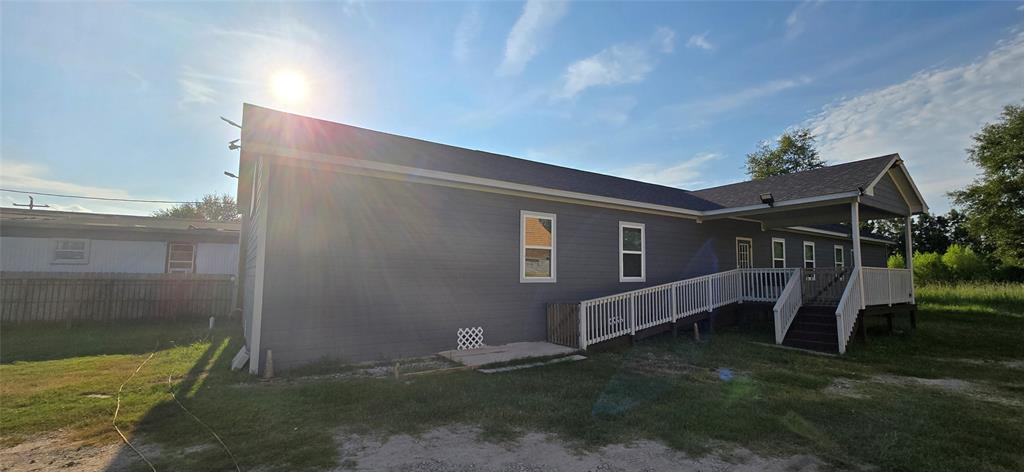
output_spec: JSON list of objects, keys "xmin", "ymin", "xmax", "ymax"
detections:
[
  {"xmin": 573, "ymin": 266, "xmax": 914, "ymax": 352},
  {"xmin": 578, "ymin": 268, "xmax": 797, "ymax": 349},
  {"xmin": 862, "ymin": 267, "xmax": 914, "ymax": 306},
  {"xmin": 772, "ymin": 270, "xmax": 803, "ymax": 344},
  {"xmin": 835, "ymin": 268, "xmax": 864, "ymax": 354}
]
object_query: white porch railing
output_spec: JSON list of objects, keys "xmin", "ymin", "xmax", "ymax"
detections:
[
  {"xmin": 578, "ymin": 268, "xmax": 798, "ymax": 349},
  {"xmin": 772, "ymin": 269, "xmax": 803, "ymax": 344},
  {"xmin": 862, "ymin": 267, "xmax": 914, "ymax": 306},
  {"xmin": 835, "ymin": 268, "xmax": 864, "ymax": 354}
]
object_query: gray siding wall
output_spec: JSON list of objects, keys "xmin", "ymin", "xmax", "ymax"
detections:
[
  {"xmin": 255, "ymin": 163, "xmax": 890, "ymax": 371},
  {"xmin": 862, "ymin": 174, "xmax": 910, "ymax": 216}
]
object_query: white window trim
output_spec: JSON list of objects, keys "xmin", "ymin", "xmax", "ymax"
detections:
[
  {"xmin": 803, "ymin": 241, "xmax": 816, "ymax": 269},
  {"xmin": 167, "ymin": 242, "xmax": 197, "ymax": 274},
  {"xmin": 619, "ymin": 222, "xmax": 646, "ymax": 282},
  {"xmin": 520, "ymin": 210, "xmax": 556, "ymax": 283},
  {"xmin": 771, "ymin": 237, "xmax": 786, "ymax": 268},
  {"xmin": 736, "ymin": 237, "xmax": 753, "ymax": 269},
  {"xmin": 834, "ymin": 245, "xmax": 845, "ymax": 268},
  {"xmin": 52, "ymin": 238, "xmax": 90, "ymax": 265}
]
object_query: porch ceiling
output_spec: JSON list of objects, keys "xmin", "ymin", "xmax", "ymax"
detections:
[{"xmin": 743, "ymin": 202, "xmax": 906, "ymax": 229}]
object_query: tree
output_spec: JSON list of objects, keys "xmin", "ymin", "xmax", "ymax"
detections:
[
  {"xmin": 745, "ymin": 128, "xmax": 826, "ymax": 179},
  {"xmin": 950, "ymin": 104, "xmax": 1024, "ymax": 267},
  {"xmin": 153, "ymin": 194, "xmax": 240, "ymax": 222}
]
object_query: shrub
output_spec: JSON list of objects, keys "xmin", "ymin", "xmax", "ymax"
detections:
[
  {"xmin": 887, "ymin": 254, "xmax": 905, "ymax": 269},
  {"xmin": 942, "ymin": 244, "xmax": 987, "ymax": 280},
  {"xmin": 914, "ymin": 251, "xmax": 948, "ymax": 283}
]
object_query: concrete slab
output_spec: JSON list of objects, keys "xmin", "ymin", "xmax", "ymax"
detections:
[{"xmin": 438, "ymin": 341, "xmax": 578, "ymax": 368}]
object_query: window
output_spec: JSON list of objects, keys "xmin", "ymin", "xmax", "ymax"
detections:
[
  {"xmin": 167, "ymin": 242, "xmax": 196, "ymax": 273},
  {"xmin": 736, "ymin": 237, "xmax": 753, "ymax": 269},
  {"xmin": 771, "ymin": 238, "xmax": 786, "ymax": 268},
  {"xmin": 619, "ymin": 222, "xmax": 645, "ymax": 282},
  {"xmin": 521, "ymin": 211, "xmax": 555, "ymax": 282},
  {"xmin": 834, "ymin": 245, "xmax": 845, "ymax": 268},
  {"xmin": 52, "ymin": 239, "xmax": 89, "ymax": 264},
  {"xmin": 803, "ymin": 242, "xmax": 816, "ymax": 269}
]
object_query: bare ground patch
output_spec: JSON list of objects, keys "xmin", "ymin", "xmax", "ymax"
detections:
[
  {"xmin": 823, "ymin": 375, "xmax": 1023, "ymax": 407},
  {"xmin": 0, "ymin": 432, "xmax": 157, "ymax": 472},
  {"xmin": 333, "ymin": 425, "xmax": 824, "ymax": 472}
]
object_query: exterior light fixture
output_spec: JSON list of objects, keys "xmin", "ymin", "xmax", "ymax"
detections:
[{"xmin": 759, "ymin": 192, "xmax": 775, "ymax": 207}]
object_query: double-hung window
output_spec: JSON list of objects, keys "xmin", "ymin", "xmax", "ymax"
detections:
[
  {"xmin": 803, "ymin": 242, "xmax": 816, "ymax": 269},
  {"xmin": 619, "ymin": 222, "xmax": 645, "ymax": 282},
  {"xmin": 52, "ymin": 239, "xmax": 89, "ymax": 264},
  {"xmin": 521, "ymin": 211, "xmax": 556, "ymax": 282},
  {"xmin": 167, "ymin": 242, "xmax": 196, "ymax": 273},
  {"xmin": 834, "ymin": 245, "xmax": 845, "ymax": 268},
  {"xmin": 771, "ymin": 238, "xmax": 786, "ymax": 268}
]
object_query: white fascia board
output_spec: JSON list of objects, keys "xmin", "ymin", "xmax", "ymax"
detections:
[
  {"xmin": 862, "ymin": 155, "xmax": 901, "ymax": 197},
  {"xmin": 700, "ymin": 191, "xmax": 862, "ymax": 220},
  {"xmin": 783, "ymin": 225, "xmax": 894, "ymax": 245},
  {"xmin": 246, "ymin": 143, "xmax": 703, "ymax": 219},
  {"xmin": 895, "ymin": 161, "xmax": 929, "ymax": 213}
]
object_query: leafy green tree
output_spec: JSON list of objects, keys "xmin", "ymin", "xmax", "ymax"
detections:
[
  {"xmin": 941, "ymin": 244, "xmax": 987, "ymax": 281},
  {"xmin": 913, "ymin": 251, "xmax": 948, "ymax": 283},
  {"xmin": 153, "ymin": 194, "xmax": 240, "ymax": 222},
  {"xmin": 913, "ymin": 213, "xmax": 952, "ymax": 255},
  {"xmin": 950, "ymin": 104, "xmax": 1024, "ymax": 267},
  {"xmin": 887, "ymin": 253, "xmax": 905, "ymax": 269},
  {"xmin": 745, "ymin": 128, "xmax": 826, "ymax": 179}
]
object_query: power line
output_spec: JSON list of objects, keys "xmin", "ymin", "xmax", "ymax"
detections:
[{"xmin": 0, "ymin": 188, "xmax": 201, "ymax": 205}]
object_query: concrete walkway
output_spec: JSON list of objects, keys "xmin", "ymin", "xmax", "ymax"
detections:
[{"xmin": 438, "ymin": 342, "xmax": 577, "ymax": 367}]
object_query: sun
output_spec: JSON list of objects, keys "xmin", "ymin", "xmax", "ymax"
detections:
[{"xmin": 270, "ymin": 69, "xmax": 309, "ymax": 104}]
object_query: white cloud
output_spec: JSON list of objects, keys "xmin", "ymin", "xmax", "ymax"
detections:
[
  {"xmin": 0, "ymin": 161, "xmax": 164, "ymax": 215},
  {"xmin": 178, "ymin": 76, "xmax": 217, "ymax": 107},
  {"xmin": 805, "ymin": 31, "xmax": 1024, "ymax": 213},
  {"xmin": 686, "ymin": 33, "xmax": 714, "ymax": 51},
  {"xmin": 655, "ymin": 27, "xmax": 676, "ymax": 53},
  {"xmin": 785, "ymin": 0, "xmax": 823, "ymax": 40},
  {"xmin": 669, "ymin": 76, "xmax": 812, "ymax": 125},
  {"xmin": 613, "ymin": 153, "xmax": 722, "ymax": 189},
  {"xmin": 557, "ymin": 28, "xmax": 675, "ymax": 99},
  {"xmin": 1018, "ymin": 4, "xmax": 1024, "ymax": 12},
  {"xmin": 497, "ymin": 0, "xmax": 568, "ymax": 76},
  {"xmin": 453, "ymin": 4, "xmax": 482, "ymax": 62}
]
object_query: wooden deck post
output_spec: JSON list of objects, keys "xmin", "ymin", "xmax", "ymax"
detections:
[
  {"xmin": 851, "ymin": 202, "xmax": 865, "ymax": 309},
  {"xmin": 905, "ymin": 215, "xmax": 915, "ymax": 304}
]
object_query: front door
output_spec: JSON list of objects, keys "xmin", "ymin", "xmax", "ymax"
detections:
[{"xmin": 736, "ymin": 238, "xmax": 753, "ymax": 268}]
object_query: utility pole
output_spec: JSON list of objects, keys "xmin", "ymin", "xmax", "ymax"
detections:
[{"xmin": 12, "ymin": 196, "xmax": 49, "ymax": 210}]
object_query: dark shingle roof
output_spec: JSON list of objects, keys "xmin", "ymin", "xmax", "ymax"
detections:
[
  {"xmin": 0, "ymin": 208, "xmax": 239, "ymax": 234},
  {"xmin": 691, "ymin": 155, "xmax": 897, "ymax": 209},
  {"xmin": 241, "ymin": 104, "xmax": 898, "ymax": 213},
  {"xmin": 241, "ymin": 105, "xmax": 719, "ymax": 211}
]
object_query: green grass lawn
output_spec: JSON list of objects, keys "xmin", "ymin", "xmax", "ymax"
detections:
[{"xmin": 2, "ymin": 283, "xmax": 1023, "ymax": 471}]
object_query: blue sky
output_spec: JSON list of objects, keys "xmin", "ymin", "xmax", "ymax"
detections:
[{"xmin": 2, "ymin": 1, "xmax": 1022, "ymax": 215}]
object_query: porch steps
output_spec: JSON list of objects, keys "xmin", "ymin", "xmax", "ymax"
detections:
[{"xmin": 783, "ymin": 306, "xmax": 840, "ymax": 353}]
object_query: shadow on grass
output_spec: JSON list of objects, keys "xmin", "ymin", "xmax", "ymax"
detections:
[
  {"xmin": 0, "ymin": 319, "xmax": 228, "ymax": 364},
  {"xmin": 102, "ymin": 327, "xmax": 246, "ymax": 471}
]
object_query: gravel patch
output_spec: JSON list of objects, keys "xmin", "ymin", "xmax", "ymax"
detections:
[
  {"xmin": 0, "ymin": 432, "xmax": 158, "ymax": 472},
  {"xmin": 334, "ymin": 425, "xmax": 824, "ymax": 471}
]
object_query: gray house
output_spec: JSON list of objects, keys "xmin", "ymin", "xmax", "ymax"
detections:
[{"xmin": 235, "ymin": 104, "xmax": 927, "ymax": 374}]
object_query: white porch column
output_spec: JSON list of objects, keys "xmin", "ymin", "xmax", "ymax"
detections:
[
  {"xmin": 851, "ymin": 202, "xmax": 865, "ymax": 308},
  {"xmin": 905, "ymin": 215, "xmax": 915, "ymax": 303}
]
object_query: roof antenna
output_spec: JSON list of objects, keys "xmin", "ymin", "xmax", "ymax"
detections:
[{"xmin": 13, "ymin": 195, "xmax": 49, "ymax": 210}]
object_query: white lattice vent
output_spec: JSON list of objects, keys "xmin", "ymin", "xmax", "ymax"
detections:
[{"xmin": 457, "ymin": 327, "xmax": 484, "ymax": 350}]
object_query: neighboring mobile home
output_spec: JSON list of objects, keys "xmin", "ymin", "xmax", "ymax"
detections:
[
  {"xmin": 0, "ymin": 208, "xmax": 239, "ymax": 274},
  {"xmin": 235, "ymin": 104, "xmax": 927, "ymax": 375}
]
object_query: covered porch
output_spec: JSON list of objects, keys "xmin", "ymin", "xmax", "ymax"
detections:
[{"xmin": 547, "ymin": 155, "xmax": 929, "ymax": 354}]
